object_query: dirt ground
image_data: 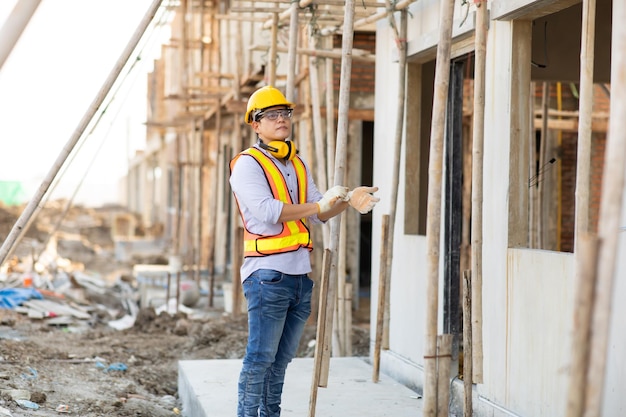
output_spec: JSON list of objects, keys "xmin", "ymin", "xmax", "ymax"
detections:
[
  {"xmin": 0, "ymin": 204, "xmax": 371, "ymax": 417},
  {"xmin": 0, "ymin": 293, "xmax": 370, "ymax": 417}
]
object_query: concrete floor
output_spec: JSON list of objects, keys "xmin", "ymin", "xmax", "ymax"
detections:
[{"xmin": 178, "ymin": 357, "xmax": 423, "ymax": 416}]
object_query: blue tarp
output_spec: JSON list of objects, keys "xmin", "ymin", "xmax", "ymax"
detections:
[{"xmin": 0, "ymin": 288, "xmax": 43, "ymax": 309}]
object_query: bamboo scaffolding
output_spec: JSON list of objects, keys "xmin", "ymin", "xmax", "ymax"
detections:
[
  {"xmin": 470, "ymin": 0, "xmax": 488, "ymax": 384},
  {"xmin": 286, "ymin": 3, "xmax": 299, "ymax": 101},
  {"xmin": 565, "ymin": 1, "xmax": 597, "ymax": 410},
  {"xmin": 0, "ymin": 0, "xmax": 165, "ymax": 266},
  {"xmin": 248, "ymin": 44, "xmax": 376, "ymax": 62},
  {"xmin": 309, "ymin": 1, "xmax": 356, "ymax": 413},
  {"xmin": 574, "ymin": 0, "xmax": 596, "ymax": 248},
  {"xmin": 267, "ymin": 13, "xmax": 278, "ymax": 86},
  {"xmin": 422, "ymin": 0, "xmax": 455, "ymax": 415},
  {"xmin": 583, "ymin": 2, "xmax": 626, "ymax": 415},
  {"xmin": 308, "ymin": 32, "xmax": 329, "ymax": 194},
  {"xmin": 324, "ymin": 35, "xmax": 335, "ymax": 185},
  {"xmin": 319, "ymin": 0, "xmax": 414, "ymax": 36}
]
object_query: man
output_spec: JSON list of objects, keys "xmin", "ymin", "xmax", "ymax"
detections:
[{"xmin": 229, "ymin": 85, "xmax": 379, "ymax": 417}]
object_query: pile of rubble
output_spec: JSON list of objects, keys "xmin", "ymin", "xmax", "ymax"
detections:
[{"xmin": 0, "ymin": 202, "xmax": 207, "ymax": 333}]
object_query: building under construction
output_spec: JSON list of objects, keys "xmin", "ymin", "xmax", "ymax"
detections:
[{"xmin": 2, "ymin": 0, "xmax": 625, "ymax": 416}]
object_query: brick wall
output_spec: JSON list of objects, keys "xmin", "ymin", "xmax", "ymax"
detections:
[
  {"xmin": 332, "ymin": 32, "xmax": 376, "ymax": 95},
  {"xmin": 533, "ymin": 82, "xmax": 608, "ymax": 252}
]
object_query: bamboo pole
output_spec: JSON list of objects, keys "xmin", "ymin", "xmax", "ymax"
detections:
[
  {"xmin": 336, "ymin": 212, "xmax": 348, "ymax": 355},
  {"xmin": 470, "ymin": 0, "xmax": 487, "ymax": 384},
  {"xmin": 436, "ymin": 334, "xmax": 453, "ymax": 417},
  {"xmin": 319, "ymin": 0, "xmax": 415, "ymax": 36},
  {"xmin": 566, "ymin": 234, "xmax": 599, "ymax": 417},
  {"xmin": 462, "ymin": 270, "xmax": 472, "ymax": 416},
  {"xmin": 0, "ymin": 0, "xmax": 165, "ymax": 266},
  {"xmin": 309, "ymin": 249, "xmax": 332, "ymax": 416},
  {"xmin": 382, "ymin": 8, "xmax": 407, "ymax": 350},
  {"xmin": 315, "ymin": 0, "xmax": 356, "ymax": 390},
  {"xmin": 286, "ymin": 3, "xmax": 299, "ymax": 101},
  {"xmin": 262, "ymin": 0, "xmax": 314, "ymax": 29},
  {"xmin": 536, "ymin": 81, "xmax": 550, "ymax": 248},
  {"xmin": 583, "ymin": 2, "xmax": 626, "ymax": 415},
  {"xmin": 308, "ymin": 31, "xmax": 329, "ymax": 197},
  {"xmin": 248, "ymin": 44, "xmax": 376, "ymax": 62},
  {"xmin": 267, "ymin": 13, "xmax": 278, "ymax": 86},
  {"xmin": 373, "ymin": 214, "xmax": 390, "ymax": 382},
  {"xmin": 324, "ymin": 36, "xmax": 336, "ymax": 186},
  {"xmin": 574, "ymin": 0, "xmax": 596, "ymax": 250},
  {"xmin": 423, "ymin": 0, "xmax": 455, "ymax": 415},
  {"xmin": 206, "ymin": 7, "xmax": 221, "ymax": 304},
  {"xmin": 0, "ymin": 0, "xmax": 42, "ymax": 71}
]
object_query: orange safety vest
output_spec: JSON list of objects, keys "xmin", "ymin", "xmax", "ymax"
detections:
[{"xmin": 230, "ymin": 147, "xmax": 313, "ymax": 257}]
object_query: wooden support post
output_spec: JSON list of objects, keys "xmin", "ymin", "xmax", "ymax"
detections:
[
  {"xmin": 308, "ymin": 31, "xmax": 329, "ymax": 196},
  {"xmin": 286, "ymin": 3, "xmax": 299, "ymax": 101},
  {"xmin": 373, "ymin": 214, "xmax": 390, "ymax": 382},
  {"xmin": 566, "ymin": 234, "xmax": 599, "ymax": 417},
  {"xmin": 462, "ymin": 270, "xmax": 473, "ymax": 417},
  {"xmin": 423, "ymin": 0, "xmax": 455, "ymax": 415},
  {"xmin": 574, "ymin": 0, "xmax": 597, "ymax": 248},
  {"xmin": 324, "ymin": 36, "xmax": 335, "ymax": 185},
  {"xmin": 336, "ymin": 215, "xmax": 348, "ymax": 355},
  {"xmin": 314, "ymin": 0, "xmax": 356, "ymax": 396},
  {"xmin": 583, "ymin": 3, "xmax": 626, "ymax": 415},
  {"xmin": 436, "ymin": 334, "xmax": 453, "ymax": 417},
  {"xmin": 309, "ymin": 249, "xmax": 332, "ymax": 417},
  {"xmin": 267, "ymin": 13, "xmax": 278, "ymax": 86},
  {"xmin": 382, "ymin": 9, "xmax": 407, "ymax": 350},
  {"xmin": 470, "ymin": 0, "xmax": 488, "ymax": 384}
]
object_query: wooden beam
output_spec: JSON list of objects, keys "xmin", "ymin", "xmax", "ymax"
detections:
[
  {"xmin": 533, "ymin": 118, "xmax": 608, "ymax": 132},
  {"xmin": 224, "ymin": 98, "xmax": 374, "ymax": 120},
  {"xmin": 249, "ymin": 44, "xmax": 376, "ymax": 62}
]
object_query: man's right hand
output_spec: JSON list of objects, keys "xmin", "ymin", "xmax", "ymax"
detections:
[
  {"xmin": 317, "ymin": 185, "xmax": 349, "ymax": 213},
  {"xmin": 347, "ymin": 186, "xmax": 380, "ymax": 214}
]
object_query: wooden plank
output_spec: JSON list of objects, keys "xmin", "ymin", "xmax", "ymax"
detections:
[
  {"xmin": 423, "ymin": 1, "xmax": 455, "ymax": 415},
  {"xmin": 23, "ymin": 299, "xmax": 90, "ymax": 320},
  {"xmin": 373, "ymin": 215, "xmax": 390, "ymax": 383}
]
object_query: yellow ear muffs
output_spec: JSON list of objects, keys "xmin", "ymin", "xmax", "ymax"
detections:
[{"xmin": 259, "ymin": 140, "xmax": 298, "ymax": 161}]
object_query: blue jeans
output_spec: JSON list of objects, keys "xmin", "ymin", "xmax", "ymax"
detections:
[{"xmin": 237, "ymin": 270, "xmax": 314, "ymax": 417}]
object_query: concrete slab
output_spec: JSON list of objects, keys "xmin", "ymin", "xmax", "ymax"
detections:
[{"xmin": 178, "ymin": 357, "xmax": 423, "ymax": 417}]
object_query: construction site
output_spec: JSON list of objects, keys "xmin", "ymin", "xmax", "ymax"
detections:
[{"xmin": 1, "ymin": 0, "xmax": 626, "ymax": 416}]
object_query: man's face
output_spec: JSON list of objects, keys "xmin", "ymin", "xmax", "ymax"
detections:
[{"xmin": 252, "ymin": 105, "xmax": 293, "ymax": 143}]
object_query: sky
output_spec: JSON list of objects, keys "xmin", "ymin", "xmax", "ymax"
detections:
[{"xmin": 0, "ymin": 0, "xmax": 166, "ymax": 207}]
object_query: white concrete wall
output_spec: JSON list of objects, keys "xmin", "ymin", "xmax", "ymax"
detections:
[
  {"xmin": 602, "ymin": 167, "xmax": 626, "ymax": 416},
  {"xmin": 372, "ymin": 1, "xmax": 626, "ymax": 416}
]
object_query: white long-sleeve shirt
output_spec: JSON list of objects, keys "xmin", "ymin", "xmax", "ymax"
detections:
[{"xmin": 229, "ymin": 144, "xmax": 324, "ymax": 281}]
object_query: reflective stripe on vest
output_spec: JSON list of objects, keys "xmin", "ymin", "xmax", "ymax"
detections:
[{"xmin": 230, "ymin": 147, "xmax": 313, "ymax": 257}]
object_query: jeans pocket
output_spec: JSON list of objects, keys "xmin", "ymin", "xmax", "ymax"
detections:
[{"xmin": 254, "ymin": 269, "xmax": 284, "ymax": 285}]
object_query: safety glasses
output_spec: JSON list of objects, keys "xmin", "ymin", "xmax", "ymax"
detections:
[{"xmin": 256, "ymin": 108, "xmax": 293, "ymax": 121}]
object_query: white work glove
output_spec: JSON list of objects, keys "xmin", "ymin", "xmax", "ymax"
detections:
[
  {"xmin": 346, "ymin": 186, "xmax": 380, "ymax": 214},
  {"xmin": 317, "ymin": 185, "xmax": 349, "ymax": 213}
]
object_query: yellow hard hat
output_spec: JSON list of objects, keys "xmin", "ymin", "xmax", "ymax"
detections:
[{"xmin": 244, "ymin": 86, "xmax": 295, "ymax": 124}]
